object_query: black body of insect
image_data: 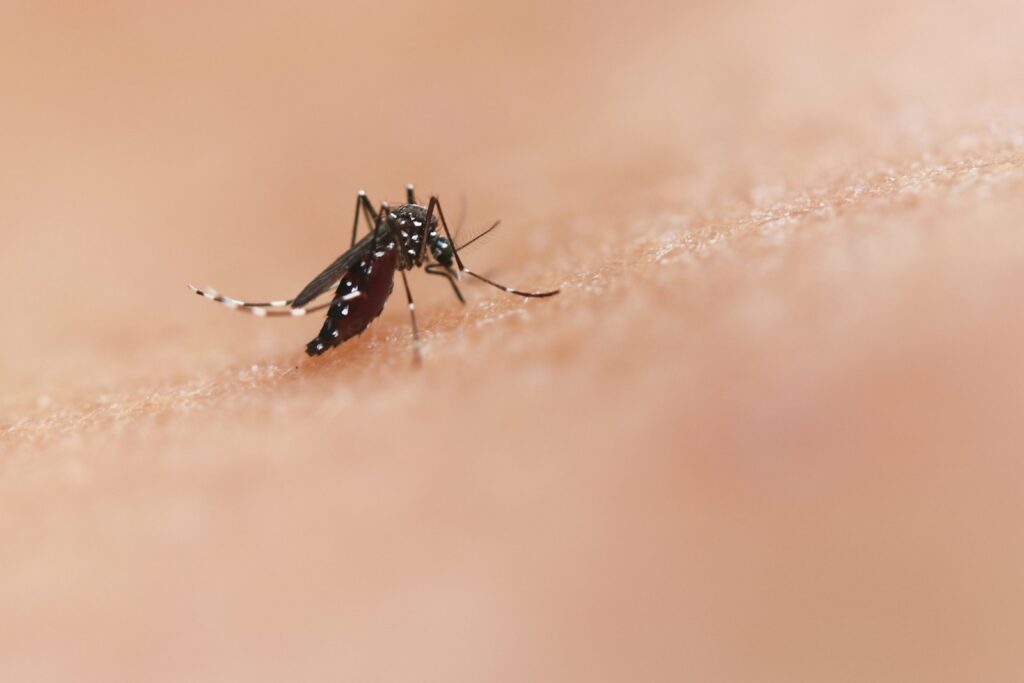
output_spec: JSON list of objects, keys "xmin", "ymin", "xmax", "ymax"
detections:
[{"xmin": 190, "ymin": 185, "xmax": 559, "ymax": 360}]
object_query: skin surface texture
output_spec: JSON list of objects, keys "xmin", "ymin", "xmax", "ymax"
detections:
[{"xmin": 3, "ymin": 1, "xmax": 1024, "ymax": 680}]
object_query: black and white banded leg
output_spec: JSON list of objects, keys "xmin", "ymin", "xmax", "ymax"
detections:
[
  {"xmin": 425, "ymin": 196, "xmax": 560, "ymax": 298},
  {"xmin": 397, "ymin": 270, "xmax": 422, "ymax": 364},
  {"xmin": 187, "ymin": 285, "xmax": 332, "ymax": 317}
]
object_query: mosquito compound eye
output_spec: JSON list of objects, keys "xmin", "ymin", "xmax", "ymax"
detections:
[{"xmin": 432, "ymin": 237, "xmax": 454, "ymax": 265}]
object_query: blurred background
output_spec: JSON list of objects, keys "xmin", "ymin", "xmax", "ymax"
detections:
[{"xmin": 3, "ymin": 0, "xmax": 1024, "ymax": 680}]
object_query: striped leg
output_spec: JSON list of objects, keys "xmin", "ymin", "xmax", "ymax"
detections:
[
  {"xmin": 425, "ymin": 196, "xmax": 560, "ymax": 298},
  {"xmin": 188, "ymin": 284, "xmax": 335, "ymax": 317},
  {"xmin": 398, "ymin": 270, "xmax": 422, "ymax": 364}
]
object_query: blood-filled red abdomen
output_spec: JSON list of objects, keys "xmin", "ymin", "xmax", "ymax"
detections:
[{"xmin": 305, "ymin": 249, "xmax": 397, "ymax": 356}]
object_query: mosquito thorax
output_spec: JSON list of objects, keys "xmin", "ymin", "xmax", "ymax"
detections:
[
  {"xmin": 387, "ymin": 205, "xmax": 436, "ymax": 236},
  {"xmin": 386, "ymin": 204, "xmax": 438, "ymax": 262}
]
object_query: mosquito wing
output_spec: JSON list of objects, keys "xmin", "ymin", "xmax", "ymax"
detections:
[{"xmin": 292, "ymin": 233, "xmax": 376, "ymax": 308}]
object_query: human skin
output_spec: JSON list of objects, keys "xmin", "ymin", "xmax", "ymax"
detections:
[{"xmin": 3, "ymin": 0, "xmax": 1024, "ymax": 680}]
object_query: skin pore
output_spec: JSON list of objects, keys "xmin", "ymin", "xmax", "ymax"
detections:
[{"xmin": 3, "ymin": 1, "xmax": 1024, "ymax": 680}]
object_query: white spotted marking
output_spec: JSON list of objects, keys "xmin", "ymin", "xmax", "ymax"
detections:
[
  {"xmin": 270, "ymin": 300, "xmax": 288, "ymax": 307},
  {"xmin": 358, "ymin": 189, "xmax": 366, "ymax": 197},
  {"xmin": 389, "ymin": 212, "xmax": 398, "ymax": 219},
  {"xmin": 374, "ymin": 251, "xmax": 385, "ymax": 257},
  {"xmin": 332, "ymin": 330, "xmax": 339, "ymax": 338},
  {"xmin": 408, "ymin": 302, "xmax": 415, "ymax": 311},
  {"xmin": 413, "ymin": 220, "xmax": 422, "ymax": 227},
  {"xmin": 341, "ymin": 291, "xmax": 361, "ymax": 301},
  {"xmin": 252, "ymin": 308, "xmax": 267, "ymax": 318},
  {"xmin": 341, "ymin": 305, "xmax": 349, "ymax": 315},
  {"xmin": 290, "ymin": 308, "xmax": 307, "ymax": 317}
]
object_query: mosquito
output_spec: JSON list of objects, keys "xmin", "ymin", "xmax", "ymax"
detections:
[{"xmin": 189, "ymin": 184, "xmax": 559, "ymax": 360}]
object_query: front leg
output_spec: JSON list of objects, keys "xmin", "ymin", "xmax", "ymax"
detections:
[
  {"xmin": 425, "ymin": 264, "xmax": 466, "ymax": 304},
  {"xmin": 426, "ymin": 195, "xmax": 559, "ymax": 298},
  {"xmin": 421, "ymin": 195, "xmax": 457, "ymax": 266},
  {"xmin": 350, "ymin": 190, "xmax": 379, "ymax": 248}
]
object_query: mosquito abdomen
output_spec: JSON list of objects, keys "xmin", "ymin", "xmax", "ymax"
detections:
[{"xmin": 306, "ymin": 249, "xmax": 397, "ymax": 356}]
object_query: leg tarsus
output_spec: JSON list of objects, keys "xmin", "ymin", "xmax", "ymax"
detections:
[
  {"xmin": 426, "ymin": 195, "xmax": 559, "ymax": 298},
  {"xmin": 425, "ymin": 265, "xmax": 466, "ymax": 304},
  {"xmin": 398, "ymin": 270, "xmax": 422, "ymax": 364}
]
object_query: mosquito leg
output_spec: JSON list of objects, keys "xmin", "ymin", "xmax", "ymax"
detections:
[
  {"xmin": 460, "ymin": 268, "xmax": 559, "ymax": 297},
  {"xmin": 247, "ymin": 301, "xmax": 332, "ymax": 317},
  {"xmin": 349, "ymin": 191, "xmax": 364, "ymax": 248},
  {"xmin": 188, "ymin": 284, "xmax": 334, "ymax": 317},
  {"xmin": 426, "ymin": 195, "xmax": 559, "ymax": 298},
  {"xmin": 424, "ymin": 196, "xmax": 461, "ymax": 269},
  {"xmin": 420, "ymin": 195, "xmax": 451, "ymax": 265},
  {"xmin": 189, "ymin": 284, "xmax": 295, "ymax": 309},
  {"xmin": 398, "ymin": 270, "xmax": 422, "ymax": 364},
  {"xmin": 425, "ymin": 264, "xmax": 466, "ymax": 304},
  {"xmin": 351, "ymin": 190, "xmax": 379, "ymax": 248},
  {"xmin": 406, "ymin": 184, "xmax": 417, "ymax": 205},
  {"xmin": 362, "ymin": 195, "xmax": 379, "ymax": 233}
]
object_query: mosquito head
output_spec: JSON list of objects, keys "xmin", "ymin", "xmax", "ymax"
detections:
[{"xmin": 429, "ymin": 235, "xmax": 455, "ymax": 268}]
